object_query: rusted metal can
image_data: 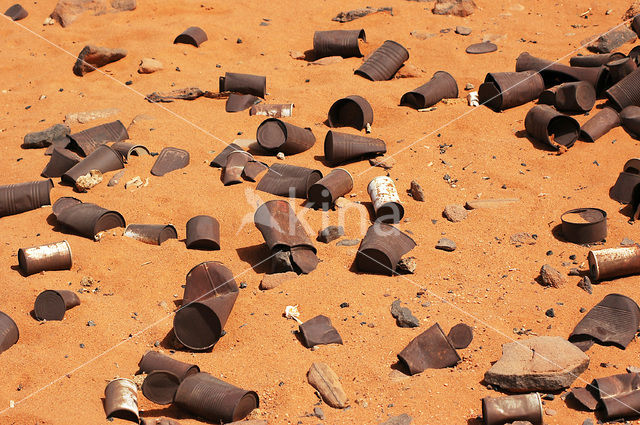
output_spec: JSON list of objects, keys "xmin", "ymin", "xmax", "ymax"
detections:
[
  {"xmin": 18, "ymin": 241, "xmax": 72, "ymax": 276},
  {"xmin": 588, "ymin": 246, "xmax": 640, "ymax": 281},
  {"xmin": 138, "ymin": 351, "xmax": 200, "ymax": 380},
  {"xmin": 397, "ymin": 323, "xmax": 460, "ymax": 375},
  {"xmin": 367, "ymin": 176, "xmax": 404, "ymax": 223},
  {"xmin": 123, "ymin": 224, "xmax": 178, "ymax": 245},
  {"xmin": 34, "ymin": 290, "xmax": 80, "ymax": 321},
  {"xmin": 174, "ymin": 372, "xmax": 258, "ymax": 423},
  {"xmin": 0, "ymin": 311, "xmax": 19, "ymax": 354},
  {"xmin": 104, "ymin": 378, "xmax": 139, "ymax": 422},
  {"xmin": 482, "ymin": 393, "xmax": 543, "ymax": 425},
  {"xmin": 0, "ymin": 179, "xmax": 53, "ymax": 218}
]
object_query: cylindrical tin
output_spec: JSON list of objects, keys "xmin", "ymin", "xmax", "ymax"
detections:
[
  {"xmin": 123, "ymin": 224, "xmax": 178, "ymax": 246},
  {"xmin": 174, "ymin": 372, "xmax": 259, "ymax": 423},
  {"xmin": 68, "ymin": 120, "xmax": 129, "ymax": 156},
  {"xmin": 249, "ymin": 103, "xmax": 294, "ymax": 118},
  {"xmin": 34, "ymin": 289, "xmax": 80, "ymax": 321},
  {"xmin": 397, "ymin": 323, "xmax": 461, "ymax": 375},
  {"xmin": 186, "ymin": 215, "xmax": 220, "ymax": 250},
  {"xmin": 111, "ymin": 141, "xmax": 150, "ymax": 163},
  {"xmin": 610, "ymin": 157, "xmax": 640, "ymax": 203},
  {"xmin": 0, "ymin": 179, "xmax": 53, "ymax": 218},
  {"xmin": 327, "ymin": 95, "xmax": 373, "ymax": 130},
  {"xmin": 182, "ymin": 261, "xmax": 238, "ymax": 305},
  {"xmin": 560, "ymin": 208, "xmax": 607, "ymax": 244},
  {"xmin": 307, "ymin": 169, "xmax": 354, "ymax": 210},
  {"xmin": 554, "ymin": 81, "xmax": 596, "ymax": 113},
  {"xmin": 142, "ymin": 370, "xmax": 181, "ymax": 405},
  {"xmin": 355, "ymin": 223, "xmax": 416, "ymax": 275},
  {"xmin": 579, "ymin": 106, "xmax": 621, "ymax": 142},
  {"xmin": 53, "ymin": 200, "xmax": 125, "ymax": 240},
  {"xmin": 104, "ymin": 378, "xmax": 139, "ymax": 422},
  {"xmin": 367, "ymin": 176, "xmax": 404, "ymax": 223},
  {"xmin": 222, "ymin": 151, "xmax": 252, "ymax": 185},
  {"xmin": 324, "ymin": 131, "xmax": 386, "ymax": 166},
  {"xmin": 354, "ymin": 40, "xmax": 409, "ymax": 81},
  {"xmin": 524, "ymin": 105, "xmax": 579, "ymax": 150},
  {"xmin": 298, "ymin": 315, "xmax": 343, "ymax": 348},
  {"xmin": 256, "ymin": 119, "xmax": 316, "ymax": 155},
  {"xmin": 41, "ymin": 147, "xmax": 81, "ymax": 178},
  {"xmin": 255, "ymin": 163, "xmax": 322, "ymax": 198},
  {"xmin": 516, "ymin": 52, "xmax": 605, "ymax": 91},
  {"xmin": 595, "ymin": 373, "xmax": 640, "ymax": 420},
  {"xmin": 219, "ymin": 72, "xmax": 266, "ymax": 98},
  {"xmin": 173, "ymin": 292, "xmax": 238, "ymax": 351},
  {"xmin": 447, "ymin": 323, "xmax": 473, "ymax": 349},
  {"xmin": 606, "ymin": 57, "xmax": 637, "ymax": 86},
  {"xmin": 225, "ymin": 93, "xmax": 260, "ymax": 113},
  {"xmin": 0, "ymin": 311, "xmax": 19, "ymax": 354},
  {"xmin": 174, "ymin": 27, "xmax": 208, "ymax": 47},
  {"xmin": 538, "ymin": 86, "xmax": 559, "ymax": 105},
  {"xmin": 18, "ymin": 240, "xmax": 72, "ymax": 276},
  {"xmin": 588, "ymin": 246, "xmax": 640, "ymax": 281},
  {"xmin": 62, "ymin": 145, "xmax": 124, "ymax": 185},
  {"xmin": 401, "ymin": 71, "xmax": 459, "ymax": 110},
  {"xmin": 621, "ymin": 105, "xmax": 640, "ymax": 137},
  {"xmin": 570, "ymin": 293, "xmax": 640, "ymax": 349},
  {"xmin": 606, "ymin": 67, "xmax": 640, "ymax": 110},
  {"xmin": 482, "ymin": 393, "xmax": 543, "ymax": 425},
  {"xmin": 313, "ymin": 29, "xmax": 366, "ymax": 59},
  {"xmin": 570, "ymin": 52, "xmax": 626, "ymax": 67},
  {"xmin": 241, "ymin": 160, "xmax": 269, "ymax": 181},
  {"xmin": 138, "ymin": 351, "xmax": 200, "ymax": 380},
  {"xmin": 210, "ymin": 143, "xmax": 243, "ymax": 168}
]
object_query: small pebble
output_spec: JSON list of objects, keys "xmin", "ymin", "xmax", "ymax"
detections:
[
  {"xmin": 545, "ymin": 408, "xmax": 556, "ymax": 416},
  {"xmin": 546, "ymin": 250, "xmax": 553, "ymax": 256},
  {"xmin": 340, "ymin": 302, "xmax": 349, "ymax": 308},
  {"xmin": 545, "ymin": 308, "xmax": 555, "ymax": 318}
]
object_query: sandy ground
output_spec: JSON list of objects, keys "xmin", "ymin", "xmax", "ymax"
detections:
[{"xmin": 1, "ymin": 0, "xmax": 640, "ymax": 424}]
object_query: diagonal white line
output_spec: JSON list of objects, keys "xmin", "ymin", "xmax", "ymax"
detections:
[{"xmin": 356, "ymin": 16, "xmax": 638, "ymax": 177}]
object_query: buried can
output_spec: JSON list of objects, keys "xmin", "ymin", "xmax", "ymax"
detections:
[
  {"xmin": 588, "ymin": 246, "xmax": 640, "ymax": 281},
  {"xmin": 354, "ymin": 40, "xmax": 409, "ymax": 81},
  {"xmin": 174, "ymin": 26, "xmax": 208, "ymax": 47},
  {"xmin": 324, "ymin": 131, "xmax": 386, "ymax": 166},
  {"xmin": 104, "ymin": 378, "xmax": 139, "ymax": 423},
  {"xmin": 580, "ymin": 106, "xmax": 621, "ymax": 143},
  {"xmin": 401, "ymin": 71, "xmax": 458, "ymax": 110},
  {"xmin": 327, "ymin": 95, "xmax": 373, "ymax": 130},
  {"xmin": 307, "ymin": 168, "xmax": 353, "ymax": 210},
  {"xmin": 185, "ymin": 215, "xmax": 220, "ymax": 250},
  {"xmin": 123, "ymin": 224, "xmax": 178, "ymax": 245},
  {"xmin": 0, "ymin": 179, "xmax": 53, "ymax": 218},
  {"xmin": 610, "ymin": 158, "xmax": 640, "ymax": 204},
  {"xmin": 482, "ymin": 392, "xmax": 543, "ymax": 425},
  {"xmin": 34, "ymin": 289, "xmax": 80, "ymax": 321},
  {"xmin": 138, "ymin": 351, "xmax": 200, "ymax": 380},
  {"xmin": 560, "ymin": 208, "xmax": 607, "ymax": 244},
  {"xmin": 142, "ymin": 371, "xmax": 181, "ymax": 405},
  {"xmin": 0, "ymin": 311, "xmax": 19, "ymax": 355},
  {"xmin": 174, "ymin": 372, "xmax": 259, "ymax": 423},
  {"xmin": 397, "ymin": 323, "xmax": 461, "ymax": 375},
  {"xmin": 18, "ymin": 240, "xmax": 72, "ymax": 276},
  {"xmin": 367, "ymin": 176, "xmax": 404, "ymax": 223},
  {"xmin": 173, "ymin": 285, "xmax": 238, "ymax": 350}
]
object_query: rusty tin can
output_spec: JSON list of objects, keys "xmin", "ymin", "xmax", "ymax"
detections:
[
  {"xmin": 367, "ymin": 176, "xmax": 404, "ymax": 223},
  {"xmin": 18, "ymin": 240, "xmax": 72, "ymax": 275},
  {"xmin": 588, "ymin": 246, "xmax": 640, "ymax": 281},
  {"xmin": 104, "ymin": 378, "xmax": 139, "ymax": 422}
]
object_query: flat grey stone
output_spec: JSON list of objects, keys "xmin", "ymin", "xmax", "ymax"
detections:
[
  {"xmin": 391, "ymin": 300, "xmax": 420, "ymax": 328},
  {"xmin": 455, "ymin": 26, "xmax": 472, "ymax": 35},
  {"xmin": 337, "ymin": 239, "xmax": 359, "ymax": 247},
  {"xmin": 436, "ymin": 238, "xmax": 456, "ymax": 251},
  {"xmin": 317, "ymin": 226, "xmax": 345, "ymax": 243},
  {"xmin": 586, "ymin": 26, "xmax": 637, "ymax": 53},
  {"xmin": 379, "ymin": 413, "xmax": 413, "ymax": 425},
  {"xmin": 443, "ymin": 204, "xmax": 468, "ymax": 222}
]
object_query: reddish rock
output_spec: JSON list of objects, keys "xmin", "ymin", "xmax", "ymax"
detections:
[
  {"xmin": 432, "ymin": 0, "xmax": 476, "ymax": 17},
  {"xmin": 73, "ymin": 45, "xmax": 127, "ymax": 76}
]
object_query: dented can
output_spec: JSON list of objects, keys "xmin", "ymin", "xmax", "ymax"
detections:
[
  {"xmin": 367, "ymin": 176, "xmax": 404, "ymax": 223},
  {"xmin": 104, "ymin": 378, "xmax": 139, "ymax": 422},
  {"xmin": 18, "ymin": 241, "xmax": 72, "ymax": 276},
  {"xmin": 482, "ymin": 393, "xmax": 544, "ymax": 425},
  {"xmin": 588, "ymin": 246, "xmax": 640, "ymax": 281}
]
